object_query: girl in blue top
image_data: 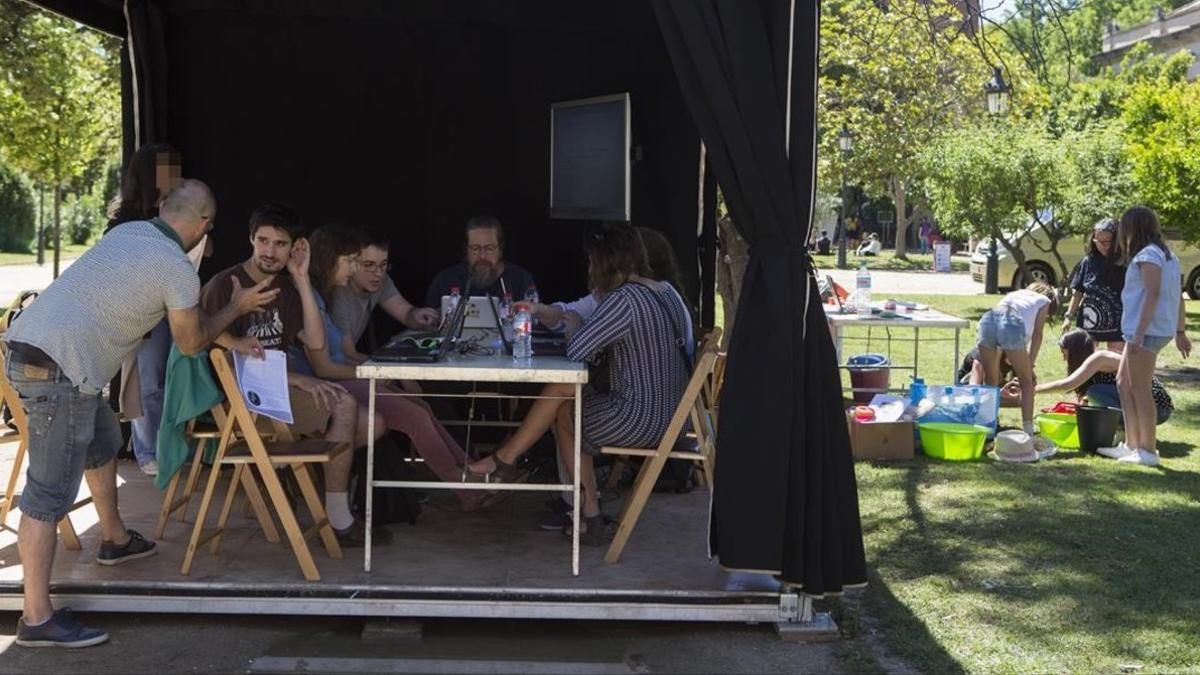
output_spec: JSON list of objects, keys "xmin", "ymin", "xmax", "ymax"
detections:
[{"xmin": 1112, "ymin": 207, "xmax": 1192, "ymax": 466}]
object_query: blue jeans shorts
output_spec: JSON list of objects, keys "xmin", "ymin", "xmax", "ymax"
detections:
[
  {"xmin": 977, "ymin": 309, "xmax": 1027, "ymax": 351},
  {"xmin": 1123, "ymin": 333, "xmax": 1172, "ymax": 353},
  {"xmin": 5, "ymin": 353, "xmax": 121, "ymax": 523}
]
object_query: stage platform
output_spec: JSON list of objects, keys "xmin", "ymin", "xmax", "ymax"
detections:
[{"xmin": 0, "ymin": 439, "xmax": 820, "ymax": 628}]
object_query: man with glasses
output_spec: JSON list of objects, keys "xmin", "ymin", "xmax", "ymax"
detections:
[
  {"xmin": 4, "ymin": 180, "xmax": 280, "ymax": 648},
  {"xmin": 332, "ymin": 233, "xmax": 440, "ymax": 362},
  {"xmin": 424, "ymin": 215, "xmax": 537, "ymax": 310}
]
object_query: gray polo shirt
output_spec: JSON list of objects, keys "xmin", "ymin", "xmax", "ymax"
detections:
[
  {"xmin": 5, "ymin": 219, "xmax": 200, "ymax": 395},
  {"xmin": 330, "ymin": 275, "xmax": 399, "ymax": 344}
]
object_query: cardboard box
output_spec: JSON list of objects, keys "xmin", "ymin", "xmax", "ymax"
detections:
[{"xmin": 846, "ymin": 413, "xmax": 915, "ymax": 461}]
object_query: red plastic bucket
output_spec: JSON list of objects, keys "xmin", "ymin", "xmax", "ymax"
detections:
[{"xmin": 847, "ymin": 353, "xmax": 889, "ymax": 404}]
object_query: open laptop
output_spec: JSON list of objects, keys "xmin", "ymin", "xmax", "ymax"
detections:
[
  {"xmin": 488, "ymin": 293, "xmax": 569, "ymax": 357},
  {"xmin": 371, "ymin": 288, "xmax": 471, "ymax": 363}
]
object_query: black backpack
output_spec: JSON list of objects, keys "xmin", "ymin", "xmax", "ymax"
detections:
[{"xmin": 350, "ymin": 435, "xmax": 422, "ymax": 525}]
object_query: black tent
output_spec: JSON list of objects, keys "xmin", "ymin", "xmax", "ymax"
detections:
[{"xmin": 33, "ymin": 0, "xmax": 865, "ymax": 596}]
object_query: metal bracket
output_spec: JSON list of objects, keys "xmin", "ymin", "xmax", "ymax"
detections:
[{"xmin": 775, "ymin": 592, "xmax": 839, "ymax": 642}]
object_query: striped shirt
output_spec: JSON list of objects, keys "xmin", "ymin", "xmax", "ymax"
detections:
[{"xmin": 5, "ymin": 219, "xmax": 199, "ymax": 394}]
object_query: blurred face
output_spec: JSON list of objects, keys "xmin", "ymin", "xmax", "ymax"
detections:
[
  {"xmin": 353, "ymin": 244, "xmax": 389, "ymax": 293},
  {"xmin": 1092, "ymin": 230, "xmax": 1114, "ymax": 256},
  {"xmin": 466, "ymin": 227, "xmax": 502, "ymax": 288},
  {"xmin": 250, "ymin": 225, "xmax": 294, "ymax": 275},
  {"xmin": 334, "ymin": 253, "xmax": 359, "ymax": 287},
  {"xmin": 155, "ymin": 153, "xmax": 183, "ymax": 200}
]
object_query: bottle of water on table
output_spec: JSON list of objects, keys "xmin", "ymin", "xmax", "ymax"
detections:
[
  {"xmin": 443, "ymin": 285, "xmax": 461, "ymax": 327},
  {"xmin": 513, "ymin": 303, "xmax": 533, "ymax": 361},
  {"xmin": 524, "ymin": 284, "xmax": 540, "ymax": 306},
  {"xmin": 855, "ymin": 263, "xmax": 872, "ymax": 315},
  {"xmin": 499, "ymin": 292, "xmax": 514, "ymax": 324}
]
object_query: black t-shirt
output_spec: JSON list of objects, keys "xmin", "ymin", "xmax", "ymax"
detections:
[
  {"xmin": 424, "ymin": 261, "xmax": 536, "ymax": 309},
  {"xmin": 1070, "ymin": 253, "xmax": 1125, "ymax": 340}
]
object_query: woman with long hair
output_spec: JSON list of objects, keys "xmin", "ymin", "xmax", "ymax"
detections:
[
  {"xmin": 1109, "ymin": 207, "xmax": 1191, "ymax": 466},
  {"xmin": 1062, "ymin": 218, "xmax": 1125, "ymax": 351},
  {"xmin": 464, "ymin": 223, "xmax": 692, "ymax": 543},
  {"xmin": 106, "ymin": 143, "xmax": 186, "ymax": 475},
  {"xmin": 300, "ymin": 223, "xmax": 483, "ymax": 510},
  {"xmin": 1036, "ymin": 330, "xmax": 1173, "ymax": 443}
]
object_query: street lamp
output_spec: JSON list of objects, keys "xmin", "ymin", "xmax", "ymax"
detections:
[
  {"xmin": 983, "ymin": 67, "xmax": 1010, "ymax": 293},
  {"xmin": 837, "ymin": 125, "xmax": 853, "ymax": 270}
]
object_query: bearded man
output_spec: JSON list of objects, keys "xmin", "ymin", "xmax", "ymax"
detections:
[{"xmin": 424, "ymin": 216, "xmax": 536, "ymax": 310}]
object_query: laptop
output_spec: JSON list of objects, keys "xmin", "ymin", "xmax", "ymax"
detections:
[
  {"xmin": 488, "ymin": 293, "xmax": 569, "ymax": 357},
  {"xmin": 371, "ymin": 287, "xmax": 471, "ymax": 363}
]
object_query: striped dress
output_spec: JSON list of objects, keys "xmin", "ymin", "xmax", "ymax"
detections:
[{"xmin": 566, "ymin": 282, "xmax": 691, "ymax": 453}]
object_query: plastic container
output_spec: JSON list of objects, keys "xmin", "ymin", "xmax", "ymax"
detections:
[
  {"xmin": 909, "ymin": 377, "xmax": 926, "ymax": 405},
  {"xmin": 1036, "ymin": 413, "xmax": 1080, "ymax": 449},
  {"xmin": 1076, "ymin": 406, "xmax": 1122, "ymax": 454},
  {"xmin": 512, "ymin": 302, "xmax": 533, "ymax": 361},
  {"xmin": 855, "ymin": 263, "xmax": 872, "ymax": 314},
  {"xmin": 847, "ymin": 353, "xmax": 889, "ymax": 404},
  {"xmin": 917, "ymin": 422, "xmax": 990, "ymax": 461}
]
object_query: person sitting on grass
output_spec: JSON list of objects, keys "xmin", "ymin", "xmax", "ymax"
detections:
[
  {"xmin": 975, "ymin": 282, "xmax": 1059, "ymax": 438},
  {"xmin": 856, "ymin": 232, "xmax": 881, "ymax": 257},
  {"xmin": 462, "ymin": 223, "xmax": 692, "ymax": 545},
  {"xmin": 1034, "ymin": 330, "xmax": 1173, "ymax": 446}
]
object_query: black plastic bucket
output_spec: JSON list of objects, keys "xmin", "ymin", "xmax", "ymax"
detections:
[{"xmin": 1077, "ymin": 406, "xmax": 1122, "ymax": 454}]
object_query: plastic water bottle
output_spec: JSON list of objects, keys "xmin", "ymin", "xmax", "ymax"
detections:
[
  {"xmin": 910, "ymin": 377, "xmax": 926, "ymax": 405},
  {"xmin": 855, "ymin": 262, "xmax": 872, "ymax": 314},
  {"xmin": 524, "ymin": 284, "xmax": 540, "ymax": 306},
  {"xmin": 513, "ymin": 303, "xmax": 533, "ymax": 361},
  {"xmin": 443, "ymin": 286, "xmax": 461, "ymax": 326}
]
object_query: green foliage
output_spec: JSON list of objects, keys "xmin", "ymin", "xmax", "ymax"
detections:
[
  {"xmin": 920, "ymin": 123, "xmax": 1025, "ymax": 242},
  {"xmin": 0, "ymin": 155, "xmax": 37, "ymax": 252},
  {"xmin": 1123, "ymin": 76, "xmax": 1200, "ymax": 240},
  {"xmin": 1059, "ymin": 122, "xmax": 1135, "ymax": 232}
]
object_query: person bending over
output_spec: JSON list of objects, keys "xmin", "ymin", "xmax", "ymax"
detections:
[{"xmin": 975, "ymin": 282, "xmax": 1058, "ymax": 437}]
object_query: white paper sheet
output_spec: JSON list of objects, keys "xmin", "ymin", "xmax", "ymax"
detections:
[{"xmin": 233, "ymin": 349, "xmax": 293, "ymax": 424}]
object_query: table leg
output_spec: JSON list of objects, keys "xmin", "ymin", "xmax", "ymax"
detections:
[
  {"xmin": 832, "ymin": 322, "xmax": 843, "ymax": 364},
  {"xmin": 364, "ymin": 377, "xmax": 377, "ymax": 573},
  {"xmin": 573, "ymin": 382, "xmax": 582, "ymax": 576},
  {"xmin": 913, "ymin": 327, "xmax": 920, "ymax": 383},
  {"xmin": 953, "ymin": 328, "xmax": 961, "ymax": 384}
]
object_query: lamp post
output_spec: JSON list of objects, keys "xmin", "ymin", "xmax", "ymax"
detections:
[
  {"xmin": 983, "ymin": 66, "xmax": 1009, "ymax": 294},
  {"xmin": 837, "ymin": 125, "xmax": 853, "ymax": 270}
]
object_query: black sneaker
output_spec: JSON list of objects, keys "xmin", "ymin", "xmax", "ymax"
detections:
[
  {"xmin": 96, "ymin": 529, "xmax": 157, "ymax": 566},
  {"xmin": 15, "ymin": 608, "xmax": 109, "ymax": 648},
  {"xmin": 543, "ymin": 497, "xmax": 569, "ymax": 514},
  {"xmin": 538, "ymin": 510, "xmax": 572, "ymax": 531},
  {"xmin": 335, "ymin": 520, "xmax": 394, "ymax": 548}
]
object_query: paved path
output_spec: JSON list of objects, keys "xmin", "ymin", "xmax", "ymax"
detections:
[
  {"xmin": 822, "ymin": 267, "xmax": 982, "ymax": 296},
  {"xmin": 0, "ymin": 259, "xmax": 75, "ymax": 306}
]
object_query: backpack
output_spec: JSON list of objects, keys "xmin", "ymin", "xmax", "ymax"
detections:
[{"xmin": 350, "ymin": 434, "xmax": 422, "ymax": 525}]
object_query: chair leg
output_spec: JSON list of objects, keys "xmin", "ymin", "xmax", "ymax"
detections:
[
  {"xmin": 155, "ymin": 470, "xmax": 183, "ymax": 539},
  {"xmin": 605, "ymin": 455, "xmax": 670, "ymax": 564},
  {"xmin": 58, "ymin": 515, "xmax": 81, "ymax": 551},
  {"xmin": 290, "ymin": 463, "xmax": 342, "ymax": 560},
  {"xmin": 209, "ymin": 464, "xmax": 244, "ymax": 555},
  {"xmin": 178, "ymin": 440, "xmax": 209, "ymax": 521},
  {"xmin": 182, "ymin": 458, "xmax": 227, "ymax": 575},
  {"xmin": 605, "ymin": 458, "xmax": 628, "ymax": 490},
  {"xmin": 253, "ymin": 459, "xmax": 322, "ymax": 581},
  {"xmin": 239, "ymin": 466, "xmax": 280, "ymax": 543}
]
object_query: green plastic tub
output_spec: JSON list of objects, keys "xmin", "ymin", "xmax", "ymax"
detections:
[
  {"xmin": 1036, "ymin": 413, "xmax": 1080, "ymax": 449},
  {"xmin": 918, "ymin": 422, "xmax": 991, "ymax": 461}
]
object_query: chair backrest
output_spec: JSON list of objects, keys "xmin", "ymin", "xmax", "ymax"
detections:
[
  {"xmin": 655, "ymin": 334, "xmax": 721, "ymax": 454},
  {"xmin": 207, "ymin": 348, "xmax": 284, "ymax": 459},
  {"xmin": 0, "ymin": 346, "xmax": 28, "ymax": 437}
]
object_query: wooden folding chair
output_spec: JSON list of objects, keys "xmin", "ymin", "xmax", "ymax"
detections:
[
  {"xmin": 606, "ymin": 328, "xmax": 723, "ymax": 490},
  {"xmin": 601, "ymin": 336, "xmax": 721, "ymax": 564},
  {"xmin": 0, "ymin": 347, "xmax": 92, "ymax": 549},
  {"xmin": 181, "ymin": 348, "xmax": 348, "ymax": 581},
  {"xmin": 154, "ymin": 403, "xmax": 280, "ymax": 540}
]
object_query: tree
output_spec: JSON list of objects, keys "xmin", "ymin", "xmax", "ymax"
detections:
[
  {"xmin": 921, "ymin": 123, "xmax": 1031, "ymax": 279},
  {"xmin": 819, "ymin": 0, "xmax": 988, "ymax": 258},
  {"xmin": 0, "ymin": 153, "xmax": 36, "ymax": 252},
  {"xmin": 0, "ymin": 2, "xmax": 120, "ymax": 276}
]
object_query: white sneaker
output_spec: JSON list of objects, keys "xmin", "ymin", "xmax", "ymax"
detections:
[
  {"xmin": 1097, "ymin": 442, "xmax": 1133, "ymax": 460},
  {"xmin": 139, "ymin": 460, "xmax": 158, "ymax": 477},
  {"xmin": 1117, "ymin": 448, "xmax": 1160, "ymax": 467}
]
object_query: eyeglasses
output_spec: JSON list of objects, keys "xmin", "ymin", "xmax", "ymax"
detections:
[
  {"xmin": 468, "ymin": 244, "xmax": 499, "ymax": 255},
  {"xmin": 1094, "ymin": 236, "xmax": 1114, "ymax": 245},
  {"xmin": 361, "ymin": 260, "xmax": 390, "ymax": 273},
  {"xmin": 201, "ymin": 215, "xmax": 215, "ymax": 234}
]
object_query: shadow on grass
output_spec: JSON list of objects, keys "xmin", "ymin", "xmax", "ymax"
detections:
[{"xmin": 855, "ymin": 456, "xmax": 1200, "ymax": 671}]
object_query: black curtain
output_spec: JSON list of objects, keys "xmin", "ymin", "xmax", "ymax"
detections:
[
  {"xmin": 123, "ymin": 0, "xmax": 169, "ymax": 147},
  {"xmin": 653, "ymin": 0, "xmax": 866, "ymax": 594}
]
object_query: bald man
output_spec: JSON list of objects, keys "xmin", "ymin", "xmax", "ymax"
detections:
[{"xmin": 3, "ymin": 179, "xmax": 279, "ymax": 648}]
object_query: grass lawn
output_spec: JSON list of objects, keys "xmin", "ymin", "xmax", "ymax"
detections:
[
  {"xmin": 810, "ymin": 248, "xmax": 972, "ymax": 273},
  {"xmin": 830, "ymin": 294, "xmax": 1200, "ymax": 673},
  {"xmin": 0, "ymin": 242, "xmax": 91, "ymax": 266}
]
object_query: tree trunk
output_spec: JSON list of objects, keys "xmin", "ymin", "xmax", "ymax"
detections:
[
  {"xmin": 52, "ymin": 182, "xmax": 61, "ymax": 279},
  {"xmin": 716, "ymin": 215, "xmax": 748, "ymax": 349},
  {"xmin": 36, "ymin": 185, "xmax": 45, "ymax": 266},
  {"xmin": 893, "ymin": 177, "xmax": 910, "ymax": 259},
  {"xmin": 995, "ymin": 226, "xmax": 1028, "ymax": 289}
]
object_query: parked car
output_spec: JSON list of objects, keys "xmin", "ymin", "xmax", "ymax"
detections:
[{"xmin": 970, "ymin": 224, "xmax": 1200, "ymax": 299}]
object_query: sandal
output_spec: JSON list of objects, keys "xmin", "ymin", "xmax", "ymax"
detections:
[
  {"xmin": 563, "ymin": 513, "xmax": 610, "ymax": 547},
  {"xmin": 461, "ymin": 455, "xmax": 531, "ymax": 484}
]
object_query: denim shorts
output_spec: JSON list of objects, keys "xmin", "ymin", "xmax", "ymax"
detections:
[
  {"xmin": 5, "ymin": 354, "xmax": 121, "ymax": 523},
  {"xmin": 1123, "ymin": 333, "xmax": 1172, "ymax": 353},
  {"xmin": 977, "ymin": 309, "xmax": 1027, "ymax": 351}
]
